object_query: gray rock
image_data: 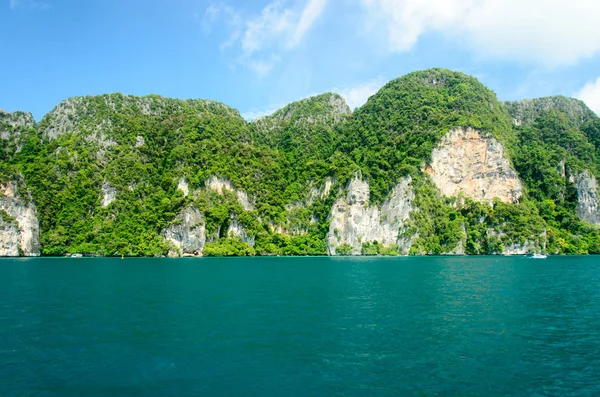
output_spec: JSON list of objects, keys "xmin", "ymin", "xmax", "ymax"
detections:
[
  {"xmin": 163, "ymin": 206, "xmax": 206, "ymax": 257},
  {"xmin": 326, "ymin": 175, "xmax": 414, "ymax": 255},
  {"xmin": 573, "ymin": 170, "xmax": 600, "ymax": 226},
  {"xmin": 101, "ymin": 183, "xmax": 117, "ymax": 207},
  {"xmin": 0, "ymin": 180, "xmax": 40, "ymax": 257}
]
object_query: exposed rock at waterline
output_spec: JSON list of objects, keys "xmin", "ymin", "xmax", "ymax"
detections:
[
  {"xmin": 0, "ymin": 180, "xmax": 40, "ymax": 257},
  {"xmin": 163, "ymin": 206, "xmax": 206, "ymax": 257},
  {"xmin": 327, "ymin": 176, "xmax": 414, "ymax": 255}
]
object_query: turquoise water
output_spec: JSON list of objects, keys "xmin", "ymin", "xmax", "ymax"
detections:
[{"xmin": 1, "ymin": 256, "xmax": 600, "ymax": 396}]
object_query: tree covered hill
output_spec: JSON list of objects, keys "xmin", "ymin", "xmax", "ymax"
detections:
[{"xmin": 2, "ymin": 69, "xmax": 599, "ymax": 257}]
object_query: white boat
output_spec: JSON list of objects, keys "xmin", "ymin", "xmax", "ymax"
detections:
[
  {"xmin": 531, "ymin": 253, "xmax": 547, "ymax": 259},
  {"xmin": 70, "ymin": 253, "xmax": 83, "ymax": 258}
]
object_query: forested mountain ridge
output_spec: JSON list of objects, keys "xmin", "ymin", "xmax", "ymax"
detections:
[{"xmin": 2, "ymin": 69, "xmax": 600, "ymax": 257}]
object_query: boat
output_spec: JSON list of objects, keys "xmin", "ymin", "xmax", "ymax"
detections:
[
  {"xmin": 531, "ymin": 253, "xmax": 547, "ymax": 259},
  {"xmin": 70, "ymin": 253, "xmax": 83, "ymax": 258}
]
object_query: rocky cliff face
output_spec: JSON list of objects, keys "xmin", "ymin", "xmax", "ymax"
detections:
[
  {"xmin": 0, "ymin": 110, "xmax": 36, "ymax": 152},
  {"xmin": 227, "ymin": 215, "xmax": 256, "ymax": 246},
  {"xmin": 163, "ymin": 206, "xmax": 206, "ymax": 257},
  {"xmin": 40, "ymin": 94, "xmax": 241, "ymax": 140},
  {"xmin": 100, "ymin": 183, "xmax": 117, "ymax": 207},
  {"xmin": 0, "ymin": 180, "xmax": 40, "ymax": 257},
  {"xmin": 163, "ymin": 176, "xmax": 256, "ymax": 255},
  {"xmin": 572, "ymin": 170, "xmax": 600, "ymax": 226},
  {"xmin": 204, "ymin": 176, "xmax": 254, "ymax": 211},
  {"xmin": 505, "ymin": 96, "xmax": 596, "ymax": 127},
  {"xmin": 426, "ymin": 128, "xmax": 523, "ymax": 204},
  {"xmin": 327, "ymin": 176, "xmax": 414, "ymax": 255},
  {"xmin": 260, "ymin": 93, "xmax": 351, "ymax": 126}
]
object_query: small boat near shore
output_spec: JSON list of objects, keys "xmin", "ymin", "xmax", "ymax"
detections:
[
  {"xmin": 70, "ymin": 253, "xmax": 83, "ymax": 258},
  {"xmin": 531, "ymin": 253, "xmax": 547, "ymax": 259}
]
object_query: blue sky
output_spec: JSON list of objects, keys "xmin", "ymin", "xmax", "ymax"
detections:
[{"xmin": 2, "ymin": 0, "xmax": 600, "ymax": 120}]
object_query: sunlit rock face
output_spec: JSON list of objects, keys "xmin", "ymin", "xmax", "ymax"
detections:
[
  {"xmin": 204, "ymin": 176, "xmax": 253, "ymax": 211},
  {"xmin": 326, "ymin": 176, "xmax": 414, "ymax": 255},
  {"xmin": 0, "ymin": 180, "xmax": 40, "ymax": 257},
  {"xmin": 163, "ymin": 206, "xmax": 206, "ymax": 257},
  {"xmin": 425, "ymin": 127, "xmax": 523, "ymax": 204},
  {"xmin": 572, "ymin": 170, "xmax": 600, "ymax": 226}
]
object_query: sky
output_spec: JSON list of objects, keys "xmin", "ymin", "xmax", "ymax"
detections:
[{"xmin": 1, "ymin": 0, "xmax": 600, "ymax": 121}]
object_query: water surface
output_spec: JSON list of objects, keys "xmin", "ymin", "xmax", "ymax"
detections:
[{"xmin": 1, "ymin": 256, "xmax": 600, "ymax": 396}]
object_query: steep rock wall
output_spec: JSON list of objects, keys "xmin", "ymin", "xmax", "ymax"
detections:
[
  {"xmin": 426, "ymin": 128, "xmax": 522, "ymax": 204},
  {"xmin": 327, "ymin": 176, "xmax": 414, "ymax": 255},
  {"xmin": 205, "ymin": 176, "xmax": 253, "ymax": 211},
  {"xmin": 227, "ymin": 215, "xmax": 256, "ymax": 246},
  {"xmin": 572, "ymin": 170, "xmax": 600, "ymax": 226},
  {"xmin": 0, "ymin": 110, "xmax": 36, "ymax": 152},
  {"xmin": 0, "ymin": 181, "xmax": 40, "ymax": 257},
  {"xmin": 163, "ymin": 206, "xmax": 206, "ymax": 257}
]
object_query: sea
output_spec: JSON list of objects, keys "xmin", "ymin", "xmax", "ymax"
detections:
[{"xmin": 1, "ymin": 256, "xmax": 599, "ymax": 396}]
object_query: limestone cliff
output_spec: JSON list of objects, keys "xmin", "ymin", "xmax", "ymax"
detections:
[
  {"xmin": 426, "ymin": 128, "xmax": 523, "ymax": 204},
  {"xmin": 100, "ymin": 183, "xmax": 117, "ymax": 207},
  {"xmin": 204, "ymin": 176, "xmax": 254, "ymax": 211},
  {"xmin": 0, "ymin": 180, "xmax": 40, "ymax": 257},
  {"xmin": 572, "ymin": 170, "xmax": 600, "ymax": 226},
  {"xmin": 163, "ymin": 206, "xmax": 206, "ymax": 257},
  {"xmin": 486, "ymin": 228, "xmax": 538, "ymax": 255},
  {"xmin": 40, "ymin": 94, "xmax": 241, "ymax": 140},
  {"xmin": 327, "ymin": 176, "xmax": 414, "ymax": 255},
  {"xmin": 227, "ymin": 215, "xmax": 256, "ymax": 246},
  {"xmin": 0, "ymin": 109, "xmax": 36, "ymax": 152},
  {"xmin": 504, "ymin": 96, "xmax": 596, "ymax": 127}
]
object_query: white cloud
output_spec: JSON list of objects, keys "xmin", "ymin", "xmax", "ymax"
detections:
[
  {"xmin": 246, "ymin": 54, "xmax": 281, "ymax": 76},
  {"xmin": 201, "ymin": 5, "xmax": 242, "ymax": 49},
  {"xmin": 242, "ymin": 2, "xmax": 294, "ymax": 56},
  {"xmin": 289, "ymin": 0, "xmax": 326, "ymax": 48},
  {"xmin": 242, "ymin": 77, "xmax": 386, "ymax": 121},
  {"xmin": 241, "ymin": 106, "xmax": 280, "ymax": 121},
  {"xmin": 361, "ymin": 0, "xmax": 600, "ymax": 66},
  {"xmin": 334, "ymin": 78, "xmax": 386, "ymax": 109},
  {"xmin": 576, "ymin": 77, "xmax": 600, "ymax": 115},
  {"xmin": 9, "ymin": 0, "xmax": 50, "ymax": 10},
  {"xmin": 205, "ymin": 0, "xmax": 327, "ymax": 74}
]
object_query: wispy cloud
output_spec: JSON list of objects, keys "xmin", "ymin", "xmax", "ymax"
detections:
[
  {"xmin": 9, "ymin": 0, "xmax": 50, "ymax": 10},
  {"xmin": 241, "ymin": 106, "xmax": 281, "ymax": 121},
  {"xmin": 334, "ymin": 77, "xmax": 386, "ymax": 109},
  {"xmin": 204, "ymin": 0, "xmax": 328, "ymax": 75},
  {"xmin": 289, "ymin": 0, "xmax": 326, "ymax": 49},
  {"xmin": 361, "ymin": 0, "xmax": 600, "ymax": 67},
  {"xmin": 575, "ymin": 77, "xmax": 600, "ymax": 115},
  {"xmin": 241, "ymin": 76, "xmax": 386, "ymax": 121}
]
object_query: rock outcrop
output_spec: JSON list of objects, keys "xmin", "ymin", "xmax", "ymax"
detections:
[
  {"xmin": 486, "ymin": 228, "xmax": 540, "ymax": 255},
  {"xmin": 572, "ymin": 170, "xmax": 600, "ymax": 226},
  {"xmin": 0, "ymin": 180, "xmax": 40, "ymax": 257},
  {"xmin": 163, "ymin": 206, "xmax": 206, "ymax": 257},
  {"xmin": 505, "ymin": 96, "xmax": 596, "ymax": 127},
  {"xmin": 205, "ymin": 176, "xmax": 253, "ymax": 210},
  {"xmin": 227, "ymin": 215, "xmax": 256, "ymax": 246},
  {"xmin": 327, "ymin": 176, "xmax": 414, "ymax": 255},
  {"xmin": 40, "ymin": 94, "xmax": 241, "ymax": 140},
  {"xmin": 100, "ymin": 183, "xmax": 117, "ymax": 207},
  {"xmin": 177, "ymin": 178, "xmax": 189, "ymax": 197},
  {"xmin": 0, "ymin": 110, "xmax": 36, "ymax": 152},
  {"xmin": 261, "ymin": 93, "xmax": 351, "ymax": 126},
  {"xmin": 426, "ymin": 128, "xmax": 523, "ymax": 204}
]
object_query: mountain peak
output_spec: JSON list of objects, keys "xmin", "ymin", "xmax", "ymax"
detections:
[
  {"xmin": 266, "ymin": 93, "xmax": 351, "ymax": 125},
  {"xmin": 504, "ymin": 96, "xmax": 598, "ymax": 127}
]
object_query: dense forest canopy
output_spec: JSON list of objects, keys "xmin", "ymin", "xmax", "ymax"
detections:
[{"xmin": 2, "ymin": 69, "xmax": 599, "ymax": 256}]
